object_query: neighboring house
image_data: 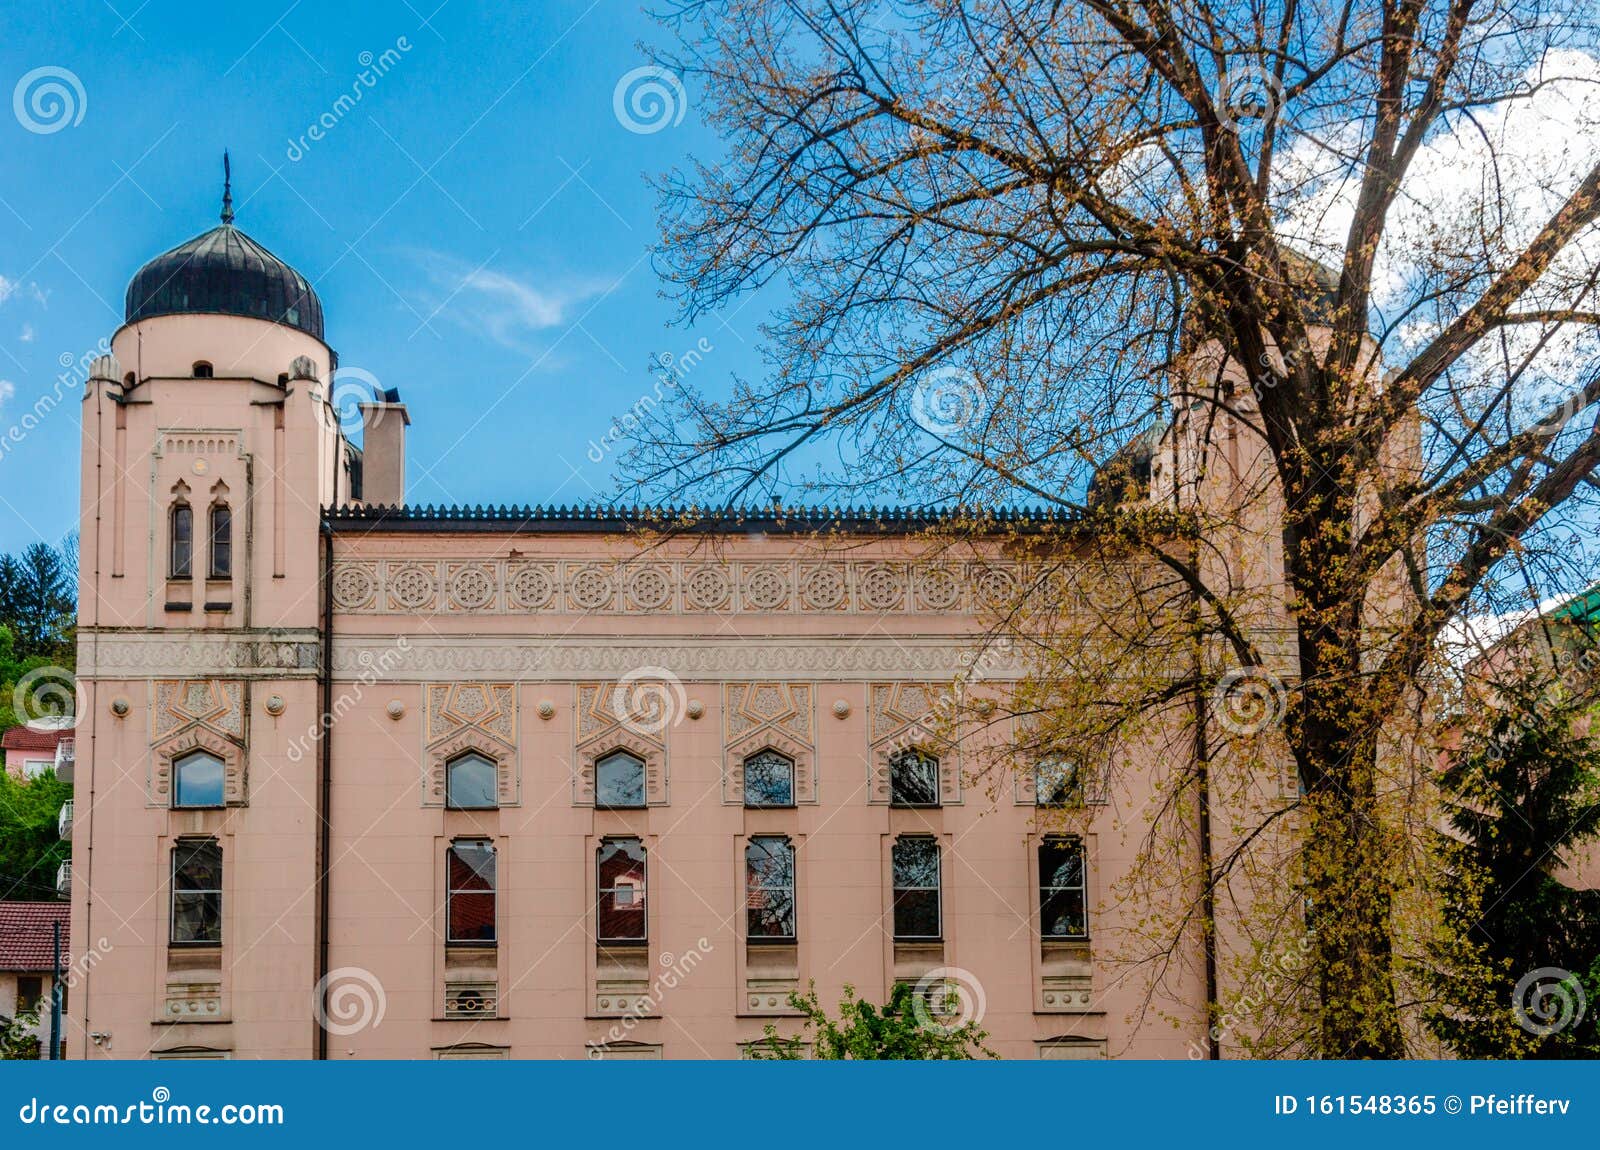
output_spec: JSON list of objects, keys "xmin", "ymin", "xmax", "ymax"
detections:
[
  {"xmin": 2, "ymin": 725, "xmax": 73, "ymax": 783},
  {"xmin": 0, "ymin": 901, "xmax": 70, "ymax": 1059}
]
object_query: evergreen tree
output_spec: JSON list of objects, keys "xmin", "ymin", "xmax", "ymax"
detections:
[{"xmin": 1424, "ymin": 668, "xmax": 1600, "ymax": 1058}]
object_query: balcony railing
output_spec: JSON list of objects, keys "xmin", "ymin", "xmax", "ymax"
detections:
[
  {"xmin": 58, "ymin": 799, "xmax": 73, "ymax": 838},
  {"xmin": 56, "ymin": 860, "xmax": 70, "ymax": 897}
]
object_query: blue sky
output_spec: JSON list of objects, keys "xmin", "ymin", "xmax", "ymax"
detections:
[{"xmin": 0, "ymin": 0, "xmax": 765, "ymax": 554}]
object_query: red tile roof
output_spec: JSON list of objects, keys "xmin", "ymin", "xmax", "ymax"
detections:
[
  {"xmin": 0, "ymin": 902, "xmax": 69, "ymax": 972},
  {"xmin": 1, "ymin": 727, "xmax": 64, "ymax": 753}
]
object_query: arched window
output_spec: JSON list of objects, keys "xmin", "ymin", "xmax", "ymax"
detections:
[
  {"xmin": 173, "ymin": 750, "xmax": 224, "ymax": 809},
  {"xmin": 447, "ymin": 840, "xmax": 496, "ymax": 944},
  {"xmin": 745, "ymin": 836, "xmax": 796, "ymax": 939},
  {"xmin": 208, "ymin": 503, "xmax": 232, "ymax": 579},
  {"xmin": 595, "ymin": 750, "xmax": 645, "ymax": 809},
  {"xmin": 122, "ymin": 371, "xmax": 136, "ymax": 386},
  {"xmin": 597, "ymin": 838, "xmax": 647, "ymax": 943},
  {"xmin": 889, "ymin": 748, "xmax": 941, "ymax": 808},
  {"xmin": 742, "ymin": 749, "xmax": 795, "ymax": 808},
  {"xmin": 446, "ymin": 752, "xmax": 498, "ymax": 810},
  {"xmin": 169, "ymin": 502, "xmax": 193, "ymax": 578},
  {"xmin": 191, "ymin": 361, "xmax": 213, "ymax": 378},
  {"xmin": 1034, "ymin": 757, "xmax": 1080, "ymax": 808}
]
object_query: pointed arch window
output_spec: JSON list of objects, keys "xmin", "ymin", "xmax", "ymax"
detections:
[
  {"xmin": 446, "ymin": 751, "xmax": 498, "ymax": 810},
  {"xmin": 595, "ymin": 750, "xmax": 646, "ymax": 809},
  {"xmin": 208, "ymin": 502, "xmax": 232, "ymax": 579},
  {"xmin": 743, "ymin": 749, "xmax": 795, "ymax": 808},
  {"xmin": 169, "ymin": 502, "xmax": 193, "ymax": 579}
]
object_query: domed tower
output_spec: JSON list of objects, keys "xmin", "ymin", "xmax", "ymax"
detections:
[{"xmin": 70, "ymin": 158, "xmax": 382, "ymax": 1058}]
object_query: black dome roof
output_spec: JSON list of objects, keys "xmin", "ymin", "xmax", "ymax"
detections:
[{"xmin": 124, "ymin": 223, "xmax": 324, "ymax": 341}]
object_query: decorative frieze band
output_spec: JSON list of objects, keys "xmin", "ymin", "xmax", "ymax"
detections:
[
  {"xmin": 78, "ymin": 629, "xmax": 322, "ymax": 680},
  {"xmin": 330, "ymin": 558, "xmax": 1022, "ymax": 616},
  {"xmin": 329, "ymin": 637, "xmax": 1023, "ymax": 683}
]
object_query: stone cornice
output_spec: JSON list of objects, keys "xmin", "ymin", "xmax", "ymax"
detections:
[{"xmin": 77, "ymin": 628, "xmax": 321, "ymax": 680}]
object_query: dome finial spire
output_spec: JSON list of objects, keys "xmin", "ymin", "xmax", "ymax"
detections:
[{"xmin": 221, "ymin": 150, "xmax": 234, "ymax": 225}]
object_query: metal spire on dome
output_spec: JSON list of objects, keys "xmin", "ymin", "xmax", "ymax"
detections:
[{"xmin": 221, "ymin": 151, "xmax": 234, "ymax": 225}]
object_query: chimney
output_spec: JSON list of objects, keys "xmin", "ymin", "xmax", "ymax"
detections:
[{"xmin": 358, "ymin": 388, "xmax": 410, "ymax": 505}]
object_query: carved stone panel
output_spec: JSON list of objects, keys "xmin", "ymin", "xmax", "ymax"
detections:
[
  {"xmin": 421, "ymin": 683, "xmax": 519, "ymax": 807},
  {"xmin": 722, "ymin": 683, "xmax": 816, "ymax": 804}
]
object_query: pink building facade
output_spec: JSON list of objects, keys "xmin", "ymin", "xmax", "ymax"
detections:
[{"xmin": 67, "ymin": 206, "xmax": 1245, "ymax": 1060}]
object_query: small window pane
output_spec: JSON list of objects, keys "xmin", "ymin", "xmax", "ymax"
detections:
[
  {"xmin": 446, "ymin": 753, "xmax": 498, "ymax": 809},
  {"xmin": 746, "ymin": 836, "xmax": 796, "ymax": 939},
  {"xmin": 743, "ymin": 750, "xmax": 794, "ymax": 807},
  {"xmin": 889, "ymin": 749, "xmax": 940, "ymax": 807},
  {"xmin": 1035, "ymin": 758, "xmax": 1080, "ymax": 807},
  {"xmin": 173, "ymin": 751, "xmax": 224, "ymax": 808},
  {"xmin": 170, "ymin": 504, "xmax": 193, "ymax": 578},
  {"xmin": 891, "ymin": 837, "xmax": 941, "ymax": 939},
  {"xmin": 598, "ymin": 838, "xmax": 647, "ymax": 942},
  {"xmin": 208, "ymin": 505, "xmax": 232, "ymax": 579},
  {"xmin": 171, "ymin": 840, "xmax": 222, "ymax": 945},
  {"xmin": 448, "ymin": 841, "xmax": 496, "ymax": 943},
  {"xmin": 595, "ymin": 751, "xmax": 645, "ymax": 808},
  {"xmin": 1040, "ymin": 838, "xmax": 1087, "ymax": 938}
]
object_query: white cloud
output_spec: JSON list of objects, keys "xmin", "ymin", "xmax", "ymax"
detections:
[
  {"xmin": 0, "ymin": 276, "xmax": 14, "ymax": 307},
  {"xmin": 411, "ymin": 250, "xmax": 610, "ymax": 351},
  {"xmin": 19, "ymin": 324, "xmax": 33, "ymax": 343},
  {"xmin": 0, "ymin": 379, "xmax": 15, "ymax": 415}
]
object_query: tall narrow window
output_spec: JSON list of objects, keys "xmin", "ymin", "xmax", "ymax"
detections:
[
  {"xmin": 173, "ymin": 750, "xmax": 224, "ymax": 809},
  {"xmin": 1039, "ymin": 837, "xmax": 1087, "ymax": 938},
  {"xmin": 595, "ymin": 751, "xmax": 645, "ymax": 809},
  {"xmin": 743, "ymin": 750, "xmax": 794, "ymax": 808},
  {"xmin": 169, "ymin": 503, "xmax": 193, "ymax": 578},
  {"xmin": 446, "ymin": 752, "xmax": 498, "ymax": 810},
  {"xmin": 745, "ymin": 836, "xmax": 796, "ymax": 940},
  {"xmin": 447, "ymin": 840, "xmax": 496, "ymax": 944},
  {"xmin": 208, "ymin": 504, "xmax": 232, "ymax": 579},
  {"xmin": 597, "ymin": 838, "xmax": 647, "ymax": 943},
  {"xmin": 171, "ymin": 839, "xmax": 222, "ymax": 945},
  {"xmin": 889, "ymin": 748, "xmax": 941, "ymax": 807},
  {"xmin": 891, "ymin": 836, "xmax": 941, "ymax": 940}
]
